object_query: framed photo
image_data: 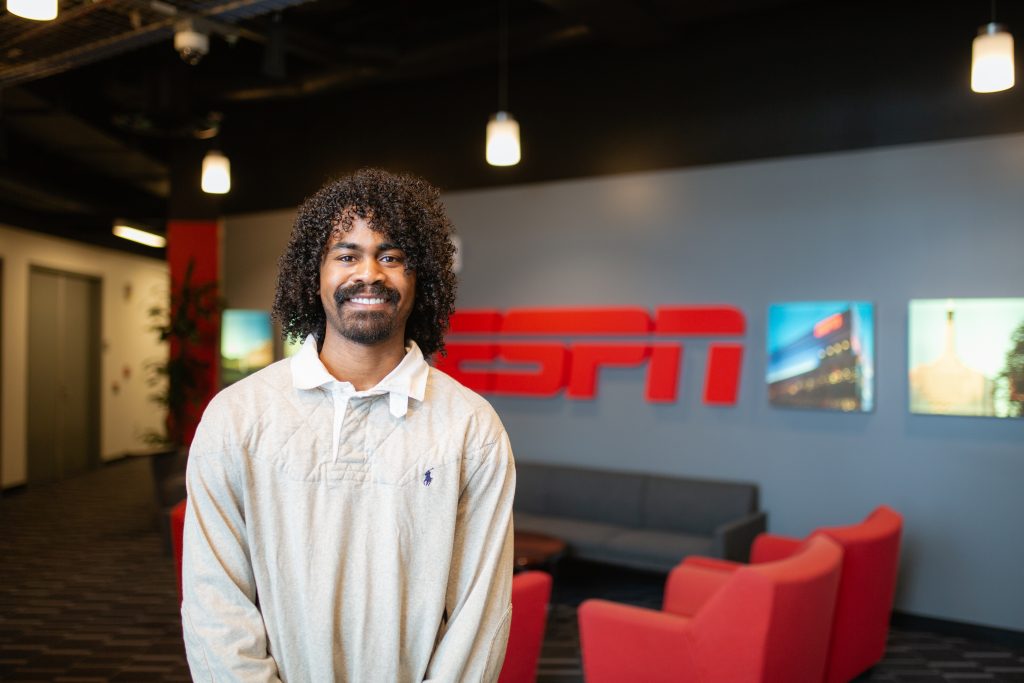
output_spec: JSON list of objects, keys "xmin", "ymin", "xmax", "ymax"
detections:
[
  {"xmin": 767, "ymin": 301, "xmax": 875, "ymax": 412},
  {"xmin": 220, "ymin": 309, "xmax": 274, "ymax": 386},
  {"xmin": 909, "ymin": 298, "xmax": 1024, "ymax": 418}
]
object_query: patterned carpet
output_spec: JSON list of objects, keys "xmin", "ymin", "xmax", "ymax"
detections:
[{"xmin": 0, "ymin": 458, "xmax": 1021, "ymax": 682}]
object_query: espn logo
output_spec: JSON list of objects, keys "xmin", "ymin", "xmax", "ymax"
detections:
[{"xmin": 437, "ymin": 306, "xmax": 746, "ymax": 405}]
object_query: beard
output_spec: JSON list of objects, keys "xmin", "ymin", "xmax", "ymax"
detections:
[{"xmin": 328, "ymin": 282, "xmax": 403, "ymax": 346}]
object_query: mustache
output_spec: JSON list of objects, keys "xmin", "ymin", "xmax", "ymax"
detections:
[{"xmin": 333, "ymin": 283, "xmax": 399, "ymax": 306}]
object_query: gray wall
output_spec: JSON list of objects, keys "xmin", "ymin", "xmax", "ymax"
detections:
[{"xmin": 225, "ymin": 133, "xmax": 1024, "ymax": 632}]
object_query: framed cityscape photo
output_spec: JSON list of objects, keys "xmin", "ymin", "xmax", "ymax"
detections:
[
  {"xmin": 909, "ymin": 298, "xmax": 1024, "ymax": 418},
  {"xmin": 767, "ymin": 301, "xmax": 875, "ymax": 412},
  {"xmin": 220, "ymin": 309, "xmax": 274, "ymax": 386}
]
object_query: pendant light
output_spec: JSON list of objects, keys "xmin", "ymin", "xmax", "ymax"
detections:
[
  {"xmin": 971, "ymin": 2, "xmax": 1015, "ymax": 93},
  {"xmin": 6, "ymin": 0, "xmax": 57, "ymax": 21},
  {"xmin": 201, "ymin": 149, "xmax": 231, "ymax": 194},
  {"xmin": 486, "ymin": 0, "xmax": 520, "ymax": 166}
]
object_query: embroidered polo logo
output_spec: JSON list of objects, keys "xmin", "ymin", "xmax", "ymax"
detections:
[{"xmin": 423, "ymin": 469, "xmax": 434, "ymax": 487}]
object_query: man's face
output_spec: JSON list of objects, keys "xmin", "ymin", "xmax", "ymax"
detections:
[{"xmin": 319, "ymin": 215, "xmax": 416, "ymax": 348}]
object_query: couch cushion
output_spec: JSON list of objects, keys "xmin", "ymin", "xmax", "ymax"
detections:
[
  {"xmin": 537, "ymin": 465, "xmax": 644, "ymax": 527},
  {"xmin": 599, "ymin": 529, "xmax": 715, "ymax": 572},
  {"xmin": 513, "ymin": 463, "xmax": 548, "ymax": 514},
  {"xmin": 514, "ymin": 514, "xmax": 622, "ymax": 558},
  {"xmin": 643, "ymin": 477, "xmax": 758, "ymax": 535}
]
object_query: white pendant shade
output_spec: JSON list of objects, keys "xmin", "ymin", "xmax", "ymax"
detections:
[
  {"xmin": 201, "ymin": 150, "xmax": 231, "ymax": 194},
  {"xmin": 971, "ymin": 23, "xmax": 1015, "ymax": 93},
  {"xmin": 7, "ymin": 0, "xmax": 57, "ymax": 20},
  {"xmin": 486, "ymin": 111, "xmax": 521, "ymax": 166}
]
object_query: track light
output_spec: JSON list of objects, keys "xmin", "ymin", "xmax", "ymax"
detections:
[
  {"xmin": 201, "ymin": 149, "xmax": 231, "ymax": 194},
  {"xmin": 175, "ymin": 20, "xmax": 209, "ymax": 65},
  {"xmin": 972, "ymin": 2, "xmax": 1015, "ymax": 93}
]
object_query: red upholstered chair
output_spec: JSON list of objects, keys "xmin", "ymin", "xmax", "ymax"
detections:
[
  {"xmin": 170, "ymin": 498, "xmax": 187, "ymax": 603},
  {"xmin": 756, "ymin": 506, "xmax": 902, "ymax": 683},
  {"xmin": 498, "ymin": 571, "xmax": 553, "ymax": 683},
  {"xmin": 578, "ymin": 536, "xmax": 843, "ymax": 683}
]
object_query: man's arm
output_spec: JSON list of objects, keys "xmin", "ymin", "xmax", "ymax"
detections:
[
  {"xmin": 181, "ymin": 414, "xmax": 283, "ymax": 682},
  {"xmin": 424, "ymin": 431, "xmax": 516, "ymax": 683}
]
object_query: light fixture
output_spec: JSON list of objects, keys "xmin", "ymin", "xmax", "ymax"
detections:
[
  {"xmin": 113, "ymin": 222, "xmax": 167, "ymax": 249},
  {"xmin": 201, "ymin": 149, "xmax": 231, "ymax": 194},
  {"xmin": 971, "ymin": 3, "xmax": 1015, "ymax": 93},
  {"xmin": 174, "ymin": 20, "xmax": 210, "ymax": 66},
  {"xmin": 486, "ymin": 0, "xmax": 520, "ymax": 167},
  {"xmin": 6, "ymin": 0, "xmax": 57, "ymax": 21}
]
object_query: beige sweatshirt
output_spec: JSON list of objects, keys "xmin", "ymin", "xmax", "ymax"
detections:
[{"xmin": 181, "ymin": 339, "xmax": 515, "ymax": 682}]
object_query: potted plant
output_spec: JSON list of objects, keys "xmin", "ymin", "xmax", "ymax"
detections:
[{"xmin": 145, "ymin": 258, "xmax": 221, "ymax": 544}]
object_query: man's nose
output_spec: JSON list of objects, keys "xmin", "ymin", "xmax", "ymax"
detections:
[{"xmin": 354, "ymin": 257, "xmax": 384, "ymax": 283}]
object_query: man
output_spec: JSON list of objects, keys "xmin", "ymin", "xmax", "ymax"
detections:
[{"xmin": 181, "ymin": 168, "xmax": 515, "ymax": 682}]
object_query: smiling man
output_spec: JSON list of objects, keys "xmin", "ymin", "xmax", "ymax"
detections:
[{"xmin": 180, "ymin": 168, "xmax": 516, "ymax": 682}]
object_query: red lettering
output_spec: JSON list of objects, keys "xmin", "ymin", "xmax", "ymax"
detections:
[
  {"xmin": 442, "ymin": 305, "xmax": 746, "ymax": 405},
  {"xmin": 567, "ymin": 344, "xmax": 650, "ymax": 399}
]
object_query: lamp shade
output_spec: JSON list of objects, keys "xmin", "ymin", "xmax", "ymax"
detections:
[
  {"xmin": 7, "ymin": 0, "xmax": 57, "ymax": 20},
  {"xmin": 972, "ymin": 23, "xmax": 1015, "ymax": 93},
  {"xmin": 201, "ymin": 150, "xmax": 231, "ymax": 194},
  {"xmin": 486, "ymin": 111, "xmax": 521, "ymax": 166}
]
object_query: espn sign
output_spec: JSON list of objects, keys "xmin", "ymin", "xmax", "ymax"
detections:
[{"xmin": 437, "ymin": 306, "xmax": 746, "ymax": 405}]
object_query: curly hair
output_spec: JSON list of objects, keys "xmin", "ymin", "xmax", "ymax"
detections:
[{"xmin": 272, "ymin": 168, "xmax": 457, "ymax": 357}]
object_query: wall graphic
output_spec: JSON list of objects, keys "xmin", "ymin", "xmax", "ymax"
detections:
[
  {"xmin": 767, "ymin": 301, "xmax": 875, "ymax": 412},
  {"xmin": 220, "ymin": 309, "xmax": 274, "ymax": 386},
  {"xmin": 439, "ymin": 306, "xmax": 746, "ymax": 404},
  {"xmin": 909, "ymin": 298, "xmax": 1024, "ymax": 418}
]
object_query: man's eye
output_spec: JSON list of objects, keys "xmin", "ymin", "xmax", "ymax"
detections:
[
  {"xmin": 380, "ymin": 255, "xmax": 402, "ymax": 264},
  {"xmin": 336, "ymin": 254, "xmax": 356, "ymax": 262}
]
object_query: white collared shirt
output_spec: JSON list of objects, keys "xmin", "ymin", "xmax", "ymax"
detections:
[{"xmin": 182, "ymin": 336, "xmax": 516, "ymax": 683}]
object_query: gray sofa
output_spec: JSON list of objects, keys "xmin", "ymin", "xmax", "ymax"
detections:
[{"xmin": 513, "ymin": 463, "xmax": 767, "ymax": 572}]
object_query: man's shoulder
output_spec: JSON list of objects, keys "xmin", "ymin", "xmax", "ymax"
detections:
[
  {"xmin": 426, "ymin": 364, "xmax": 500, "ymax": 418},
  {"xmin": 205, "ymin": 358, "xmax": 294, "ymax": 416}
]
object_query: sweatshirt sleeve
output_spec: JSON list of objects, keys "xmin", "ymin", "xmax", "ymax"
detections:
[
  {"xmin": 424, "ymin": 429, "xmax": 516, "ymax": 683},
  {"xmin": 180, "ymin": 410, "xmax": 283, "ymax": 683}
]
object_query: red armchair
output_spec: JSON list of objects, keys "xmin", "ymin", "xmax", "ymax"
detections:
[
  {"xmin": 753, "ymin": 506, "xmax": 902, "ymax": 683},
  {"xmin": 498, "ymin": 571, "xmax": 553, "ymax": 683},
  {"xmin": 578, "ymin": 536, "xmax": 843, "ymax": 683}
]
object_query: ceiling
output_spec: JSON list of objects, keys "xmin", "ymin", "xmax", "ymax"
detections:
[{"xmin": 1, "ymin": 0, "xmax": 1023, "ymax": 258}]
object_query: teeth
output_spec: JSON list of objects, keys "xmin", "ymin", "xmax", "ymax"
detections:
[{"xmin": 350, "ymin": 297, "xmax": 386, "ymax": 305}]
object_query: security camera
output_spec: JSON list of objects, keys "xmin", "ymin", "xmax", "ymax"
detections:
[{"xmin": 174, "ymin": 21, "xmax": 209, "ymax": 65}]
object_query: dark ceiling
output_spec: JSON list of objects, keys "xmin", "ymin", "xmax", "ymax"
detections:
[{"xmin": 1, "ymin": 0, "xmax": 1023, "ymax": 259}]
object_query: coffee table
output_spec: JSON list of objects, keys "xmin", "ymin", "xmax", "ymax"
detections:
[{"xmin": 513, "ymin": 530, "xmax": 567, "ymax": 572}]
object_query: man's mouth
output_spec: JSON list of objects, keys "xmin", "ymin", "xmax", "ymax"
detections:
[{"xmin": 348, "ymin": 296, "xmax": 388, "ymax": 305}]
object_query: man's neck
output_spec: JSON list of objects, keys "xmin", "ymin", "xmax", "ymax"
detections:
[{"xmin": 318, "ymin": 333, "xmax": 408, "ymax": 391}]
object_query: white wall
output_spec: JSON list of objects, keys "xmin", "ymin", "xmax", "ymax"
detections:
[
  {"xmin": 0, "ymin": 224, "xmax": 169, "ymax": 487},
  {"xmin": 223, "ymin": 133, "xmax": 1024, "ymax": 632}
]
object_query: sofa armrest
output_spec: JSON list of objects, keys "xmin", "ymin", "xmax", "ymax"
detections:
[
  {"xmin": 750, "ymin": 532, "xmax": 802, "ymax": 563},
  {"xmin": 578, "ymin": 599, "xmax": 693, "ymax": 683},
  {"xmin": 711, "ymin": 510, "xmax": 767, "ymax": 562}
]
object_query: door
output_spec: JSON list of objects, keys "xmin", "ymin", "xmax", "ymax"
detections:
[{"xmin": 27, "ymin": 267, "xmax": 101, "ymax": 483}]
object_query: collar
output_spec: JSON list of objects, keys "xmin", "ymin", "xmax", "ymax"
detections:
[{"xmin": 290, "ymin": 335, "xmax": 429, "ymax": 418}]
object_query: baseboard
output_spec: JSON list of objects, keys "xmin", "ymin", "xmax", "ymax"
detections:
[
  {"xmin": 892, "ymin": 610, "xmax": 1024, "ymax": 649},
  {"xmin": 0, "ymin": 483, "xmax": 27, "ymax": 497}
]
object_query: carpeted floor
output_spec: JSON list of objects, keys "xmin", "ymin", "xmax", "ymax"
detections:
[{"xmin": 0, "ymin": 458, "xmax": 1021, "ymax": 682}]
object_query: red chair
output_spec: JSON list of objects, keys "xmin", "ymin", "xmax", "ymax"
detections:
[
  {"xmin": 498, "ymin": 571, "xmax": 553, "ymax": 683},
  {"xmin": 170, "ymin": 498, "xmax": 187, "ymax": 603},
  {"xmin": 757, "ymin": 506, "xmax": 902, "ymax": 683},
  {"xmin": 578, "ymin": 536, "xmax": 843, "ymax": 683}
]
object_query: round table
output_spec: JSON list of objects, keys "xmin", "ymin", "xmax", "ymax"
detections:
[{"xmin": 513, "ymin": 531, "xmax": 567, "ymax": 572}]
